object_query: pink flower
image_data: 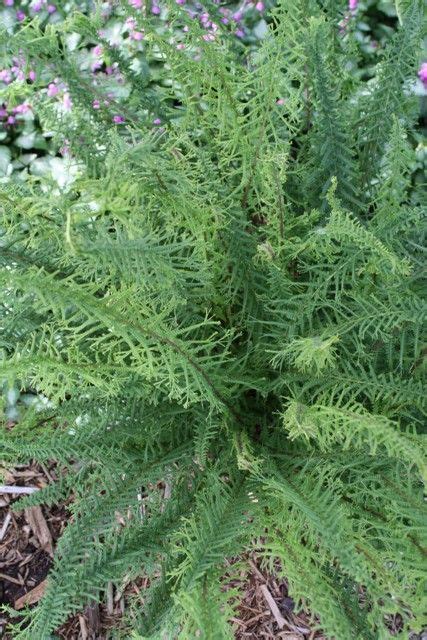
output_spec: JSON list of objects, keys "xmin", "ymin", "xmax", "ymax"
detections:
[
  {"xmin": 113, "ymin": 115, "xmax": 125, "ymax": 124},
  {"xmin": 232, "ymin": 10, "xmax": 243, "ymax": 21},
  {"xmin": 276, "ymin": 98, "xmax": 285, "ymax": 105},
  {"xmin": 4, "ymin": 0, "xmax": 14, "ymax": 7},
  {"xmin": 47, "ymin": 4, "xmax": 56, "ymax": 12},
  {"xmin": 153, "ymin": 118, "xmax": 161, "ymax": 125},
  {"xmin": 255, "ymin": 1, "xmax": 264, "ymax": 10},
  {"xmin": 235, "ymin": 28, "xmax": 245, "ymax": 38},
  {"xmin": 131, "ymin": 30, "xmax": 144, "ymax": 40},
  {"xmin": 92, "ymin": 99, "xmax": 100, "ymax": 109},
  {"xmin": 7, "ymin": 116, "xmax": 16, "ymax": 125},
  {"xmin": 31, "ymin": 0, "xmax": 43, "ymax": 12},
  {"xmin": 349, "ymin": 0, "xmax": 358, "ymax": 10},
  {"xmin": 176, "ymin": 0, "xmax": 185, "ymax": 4},
  {"xmin": 47, "ymin": 82, "xmax": 58, "ymax": 97},
  {"xmin": 28, "ymin": 70, "xmax": 36, "ymax": 82},
  {"xmin": 151, "ymin": 4, "xmax": 160, "ymax": 14},
  {"xmin": 176, "ymin": 43, "xmax": 186, "ymax": 50},
  {"xmin": 93, "ymin": 45, "xmax": 103, "ymax": 56},
  {"xmin": 0, "ymin": 107, "xmax": 7, "ymax": 118},
  {"xmin": 16, "ymin": 10, "xmax": 25, "ymax": 20},
  {"xmin": 13, "ymin": 102, "xmax": 31, "ymax": 114},
  {"xmin": 63, "ymin": 92, "xmax": 72, "ymax": 111},
  {"xmin": 129, "ymin": 0, "xmax": 142, "ymax": 7},
  {"xmin": 0, "ymin": 70, "xmax": 12, "ymax": 84},
  {"xmin": 418, "ymin": 62, "xmax": 427, "ymax": 88}
]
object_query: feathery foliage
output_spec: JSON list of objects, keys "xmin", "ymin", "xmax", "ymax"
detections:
[{"xmin": 1, "ymin": 1, "xmax": 426, "ymax": 638}]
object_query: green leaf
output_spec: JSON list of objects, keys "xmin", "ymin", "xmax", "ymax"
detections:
[{"xmin": 0, "ymin": 145, "xmax": 12, "ymax": 178}]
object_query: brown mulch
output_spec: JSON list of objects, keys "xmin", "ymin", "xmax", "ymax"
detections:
[
  {"xmin": 225, "ymin": 556, "xmax": 325, "ymax": 640},
  {"xmin": 0, "ymin": 461, "xmax": 325, "ymax": 639},
  {"xmin": 0, "ymin": 461, "xmax": 66, "ymax": 637},
  {"xmin": 2, "ymin": 464, "xmax": 424, "ymax": 640}
]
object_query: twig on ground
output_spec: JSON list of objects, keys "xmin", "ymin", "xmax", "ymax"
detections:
[
  {"xmin": 24, "ymin": 506, "xmax": 54, "ymax": 557},
  {"xmin": 0, "ymin": 512, "xmax": 12, "ymax": 541},
  {"xmin": 0, "ymin": 572, "xmax": 24, "ymax": 586},
  {"xmin": 260, "ymin": 584, "xmax": 286, "ymax": 630},
  {"xmin": 78, "ymin": 615, "xmax": 89, "ymax": 640},
  {"xmin": 0, "ymin": 485, "xmax": 39, "ymax": 495},
  {"xmin": 106, "ymin": 581, "xmax": 114, "ymax": 615}
]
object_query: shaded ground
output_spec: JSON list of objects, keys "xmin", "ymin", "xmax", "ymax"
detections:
[
  {"xmin": 0, "ymin": 461, "xmax": 325, "ymax": 639},
  {"xmin": 1, "ymin": 464, "xmax": 424, "ymax": 639}
]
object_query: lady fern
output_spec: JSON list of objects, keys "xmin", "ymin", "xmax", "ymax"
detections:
[{"xmin": 1, "ymin": 1, "xmax": 426, "ymax": 638}]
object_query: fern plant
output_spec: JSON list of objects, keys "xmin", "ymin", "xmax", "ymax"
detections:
[{"xmin": 1, "ymin": 1, "xmax": 426, "ymax": 638}]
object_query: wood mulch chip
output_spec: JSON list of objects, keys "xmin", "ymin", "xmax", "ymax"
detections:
[{"xmin": 224, "ymin": 555, "xmax": 325, "ymax": 640}]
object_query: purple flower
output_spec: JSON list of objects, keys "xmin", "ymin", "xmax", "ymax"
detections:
[
  {"xmin": 418, "ymin": 62, "xmax": 427, "ymax": 88},
  {"xmin": 16, "ymin": 10, "xmax": 25, "ymax": 20},
  {"xmin": 153, "ymin": 117, "xmax": 161, "ymax": 125},
  {"xmin": 129, "ymin": 0, "xmax": 143, "ymax": 6},
  {"xmin": 47, "ymin": 4, "xmax": 56, "ymax": 12},
  {"xmin": 232, "ymin": 10, "xmax": 243, "ymax": 22},
  {"xmin": 255, "ymin": 1, "xmax": 264, "ymax": 11},
  {"xmin": 349, "ymin": 0, "xmax": 358, "ymax": 11},
  {"xmin": 92, "ymin": 99, "xmax": 100, "ymax": 109},
  {"xmin": 7, "ymin": 116, "xmax": 16, "ymax": 125},
  {"xmin": 93, "ymin": 45, "xmax": 103, "ymax": 56},
  {"xmin": 4, "ymin": 0, "xmax": 14, "ymax": 7},
  {"xmin": 151, "ymin": 4, "xmax": 160, "ymax": 14},
  {"xmin": 235, "ymin": 28, "xmax": 245, "ymax": 38},
  {"xmin": 0, "ymin": 107, "xmax": 8, "ymax": 118},
  {"xmin": 28, "ymin": 70, "xmax": 36, "ymax": 82},
  {"xmin": 176, "ymin": 0, "xmax": 186, "ymax": 4},
  {"xmin": 113, "ymin": 115, "xmax": 125, "ymax": 124}
]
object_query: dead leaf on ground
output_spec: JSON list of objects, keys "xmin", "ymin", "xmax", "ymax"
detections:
[{"xmin": 14, "ymin": 579, "xmax": 47, "ymax": 610}]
